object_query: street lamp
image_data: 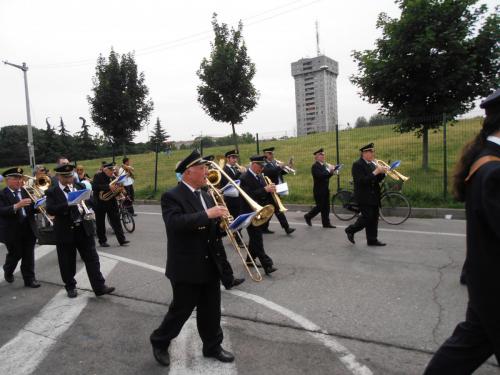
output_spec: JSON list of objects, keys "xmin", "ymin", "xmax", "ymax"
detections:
[{"xmin": 3, "ymin": 61, "xmax": 36, "ymax": 173}]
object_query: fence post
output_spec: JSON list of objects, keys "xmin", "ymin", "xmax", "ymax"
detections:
[
  {"xmin": 335, "ymin": 124, "xmax": 340, "ymax": 192},
  {"xmin": 256, "ymin": 133, "xmax": 260, "ymax": 154},
  {"xmin": 442, "ymin": 113, "xmax": 447, "ymax": 200},
  {"xmin": 154, "ymin": 141, "xmax": 159, "ymax": 194}
]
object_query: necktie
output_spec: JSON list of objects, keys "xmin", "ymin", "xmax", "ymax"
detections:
[{"xmin": 194, "ymin": 190, "xmax": 207, "ymax": 210}]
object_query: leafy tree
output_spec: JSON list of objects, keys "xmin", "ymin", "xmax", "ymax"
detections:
[
  {"xmin": 149, "ymin": 117, "xmax": 169, "ymax": 151},
  {"xmin": 74, "ymin": 117, "xmax": 98, "ymax": 160},
  {"xmin": 88, "ymin": 49, "xmax": 154, "ymax": 160},
  {"xmin": 351, "ymin": 0, "xmax": 499, "ymax": 169},
  {"xmin": 197, "ymin": 13, "xmax": 259, "ymax": 153},
  {"xmin": 368, "ymin": 114, "xmax": 395, "ymax": 127},
  {"xmin": 355, "ymin": 116, "xmax": 369, "ymax": 128}
]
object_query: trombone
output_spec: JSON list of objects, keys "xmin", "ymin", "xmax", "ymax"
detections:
[
  {"xmin": 275, "ymin": 159, "xmax": 296, "ymax": 175},
  {"xmin": 205, "ymin": 178, "xmax": 263, "ymax": 282},
  {"xmin": 263, "ymin": 175, "xmax": 288, "ymax": 213},
  {"xmin": 375, "ymin": 160, "xmax": 409, "ymax": 182},
  {"xmin": 22, "ymin": 175, "xmax": 53, "ymax": 226}
]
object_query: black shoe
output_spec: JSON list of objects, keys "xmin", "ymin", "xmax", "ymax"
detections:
[
  {"xmin": 152, "ymin": 346, "xmax": 170, "ymax": 367},
  {"xmin": 323, "ymin": 224, "xmax": 336, "ymax": 228},
  {"xmin": 67, "ymin": 289, "xmax": 78, "ymax": 298},
  {"xmin": 100, "ymin": 242, "xmax": 110, "ymax": 248},
  {"xmin": 304, "ymin": 215, "xmax": 312, "ymax": 226},
  {"xmin": 204, "ymin": 348, "xmax": 235, "ymax": 363},
  {"xmin": 368, "ymin": 240, "xmax": 386, "ymax": 247},
  {"xmin": 262, "ymin": 229, "xmax": 274, "ymax": 234},
  {"xmin": 231, "ymin": 278, "xmax": 245, "ymax": 288},
  {"xmin": 4, "ymin": 273, "xmax": 14, "ymax": 283},
  {"xmin": 132, "ymin": 214, "xmax": 138, "ymax": 217},
  {"xmin": 95, "ymin": 285, "xmax": 115, "ymax": 296},
  {"xmin": 345, "ymin": 229, "xmax": 355, "ymax": 244},
  {"xmin": 119, "ymin": 240, "xmax": 130, "ymax": 246},
  {"xmin": 24, "ymin": 279, "xmax": 41, "ymax": 288},
  {"xmin": 264, "ymin": 266, "xmax": 277, "ymax": 275},
  {"xmin": 285, "ymin": 227, "xmax": 296, "ymax": 235}
]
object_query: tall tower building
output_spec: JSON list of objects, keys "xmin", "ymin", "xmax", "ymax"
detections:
[{"xmin": 291, "ymin": 55, "xmax": 339, "ymax": 136}]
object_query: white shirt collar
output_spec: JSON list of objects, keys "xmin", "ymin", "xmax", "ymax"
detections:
[
  {"xmin": 181, "ymin": 180, "xmax": 198, "ymax": 193},
  {"xmin": 58, "ymin": 182, "xmax": 73, "ymax": 191},
  {"xmin": 486, "ymin": 135, "xmax": 500, "ymax": 147}
]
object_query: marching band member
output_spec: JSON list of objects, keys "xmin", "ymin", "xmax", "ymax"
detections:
[
  {"xmin": 345, "ymin": 143, "xmax": 388, "ymax": 246},
  {"xmin": 239, "ymin": 155, "xmax": 277, "ymax": 275},
  {"xmin": 46, "ymin": 164, "xmax": 114, "ymax": 298},
  {"xmin": 424, "ymin": 89, "xmax": 500, "ymax": 374},
  {"xmin": 0, "ymin": 167, "xmax": 40, "ymax": 288},
  {"xmin": 92, "ymin": 163, "xmax": 129, "ymax": 247},
  {"xmin": 150, "ymin": 149, "xmax": 235, "ymax": 367},
  {"xmin": 304, "ymin": 148, "xmax": 336, "ymax": 228},
  {"xmin": 262, "ymin": 147, "xmax": 295, "ymax": 235},
  {"xmin": 119, "ymin": 157, "xmax": 136, "ymax": 216}
]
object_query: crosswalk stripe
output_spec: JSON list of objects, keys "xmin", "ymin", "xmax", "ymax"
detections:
[
  {"xmin": 0, "ymin": 245, "xmax": 56, "ymax": 285},
  {"xmin": 0, "ymin": 256, "xmax": 117, "ymax": 375}
]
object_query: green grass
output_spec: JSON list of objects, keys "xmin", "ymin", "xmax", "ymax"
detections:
[{"xmin": 10, "ymin": 118, "xmax": 482, "ymax": 208}]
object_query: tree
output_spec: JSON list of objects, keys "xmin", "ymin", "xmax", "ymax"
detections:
[
  {"xmin": 149, "ymin": 117, "xmax": 169, "ymax": 151},
  {"xmin": 58, "ymin": 117, "xmax": 73, "ymax": 158},
  {"xmin": 88, "ymin": 49, "xmax": 154, "ymax": 161},
  {"xmin": 351, "ymin": 0, "xmax": 499, "ymax": 169},
  {"xmin": 74, "ymin": 117, "xmax": 98, "ymax": 160},
  {"xmin": 197, "ymin": 13, "xmax": 259, "ymax": 153},
  {"xmin": 355, "ymin": 116, "xmax": 369, "ymax": 128}
]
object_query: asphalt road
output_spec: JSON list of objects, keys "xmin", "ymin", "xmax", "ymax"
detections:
[{"xmin": 0, "ymin": 205, "xmax": 498, "ymax": 375}]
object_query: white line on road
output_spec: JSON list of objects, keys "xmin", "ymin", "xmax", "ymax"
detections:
[
  {"xmin": 100, "ymin": 251, "xmax": 372, "ymax": 375},
  {"xmin": 0, "ymin": 257, "xmax": 117, "ymax": 375},
  {"xmin": 0, "ymin": 245, "xmax": 56, "ymax": 285},
  {"xmin": 135, "ymin": 211, "xmax": 466, "ymax": 238}
]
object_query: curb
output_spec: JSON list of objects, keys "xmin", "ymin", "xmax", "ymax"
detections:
[{"xmin": 134, "ymin": 200, "xmax": 466, "ymax": 220}]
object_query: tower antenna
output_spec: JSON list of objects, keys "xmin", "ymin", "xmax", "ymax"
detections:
[{"xmin": 316, "ymin": 20, "xmax": 321, "ymax": 56}]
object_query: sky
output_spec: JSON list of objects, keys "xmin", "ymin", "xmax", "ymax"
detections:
[{"xmin": 0, "ymin": 0, "xmax": 496, "ymax": 143}]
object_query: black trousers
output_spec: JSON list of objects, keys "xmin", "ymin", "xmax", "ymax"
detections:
[
  {"xmin": 306, "ymin": 189, "xmax": 331, "ymax": 226},
  {"xmin": 3, "ymin": 221, "xmax": 36, "ymax": 282},
  {"xmin": 246, "ymin": 224, "xmax": 273, "ymax": 268},
  {"xmin": 346, "ymin": 205, "xmax": 379, "ymax": 243},
  {"xmin": 424, "ymin": 303, "xmax": 500, "ymax": 374},
  {"xmin": 124, "ymin": 185, "xmax": 135, "ymax": 214},
  {"xmin": 56, "ymin": 225, "xmax": 106, "ymax": 292},
  {"xmin": 262, "ymin": 210, "xmax": 290, "ymax": 232},
  {"xmin": 150, "ymin": 279, "xmax": 223, "ymax": 354},
  {"xmin": 95, "ymin": 202, "xmax": 125, "ymax": 244}
]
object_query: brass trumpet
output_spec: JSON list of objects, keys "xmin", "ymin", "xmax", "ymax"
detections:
[
  {"xmin": 375, "ymin": 160, "xmax": 409, "ymax": 182},
  {"xmin": 275, "ymin": 159, "xmax": 296, "ymax": 175},
  {"xmin": 263, "ymin": 175, "xmax": 288, "ymax": 213},
  {"xmin": 206, "ymin": 161, "xmax": 274, "ymax": 227},
  {"xmin": 205, "ymin": 179, "xmax": 263, "ymax": 282}
]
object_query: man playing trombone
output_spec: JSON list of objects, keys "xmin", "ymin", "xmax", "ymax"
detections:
[
  {"xmin": 150, "ymin": 149, "xmax": 235, "ymax": 367},
  {"xmin": 345, "ymin": 143, "xmax": 388, "ymax": 246},
  {"xmin": 0, "ymin": 167, "xmax": 40, "ymax": 288},
  {"xmin": 262, "ymin": 147, "xmax": 295, "ymax": 235},
  {"xmin": 304, "ymin": 148, "xmax": 336, "ymax": 228}
]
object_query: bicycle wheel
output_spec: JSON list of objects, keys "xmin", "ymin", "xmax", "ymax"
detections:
[
  {"xmin": 331, "ymin": 190, "xmax": 358, "ymax": 221},
  {"xmin": 380, "ymin": 192, "xmax": 411, "ymax": 225},
  {"xmin": 121, "ymin": 210, "xmax": 135, "ymax": 233}
]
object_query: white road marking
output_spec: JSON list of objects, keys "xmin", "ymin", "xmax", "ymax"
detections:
[
  {"xmin": 100, "ymin": 252, "xmax": 372, "ymax": 375},
  {"xmin": 0, "ymin": 257, "xmax": 117, "ymax": 375},
  {"xmin": 135, "ymin": 211, "xmax": 466, "ymax": 238},
  {"xmin": 0, "ymin": 245, "xmax": 56, "ymax": 285},
  {"xmin": 99, "ymin": 251, "xmax": 165, "ymax": 273}
]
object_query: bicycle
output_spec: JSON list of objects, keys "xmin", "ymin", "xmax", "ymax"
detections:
[
  {"xmin": 331, "ymin": 180, "xmax": 411, "ymax": 225},
  {"xmin": 107, "ymin": 195, "xmax": 135, "ymax": 233}
]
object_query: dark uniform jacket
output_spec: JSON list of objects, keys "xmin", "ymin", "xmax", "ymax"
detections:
[
  {"xmin": 0, "ymin": 187, "xmax": 36, "ymax": 244},
  {"xmin": 162, "ymin": 182, "xmax": 225, "ymax": 284},
  {"xmin": 239, "ymin": 170, "xmax": 270, "ymax": 213},
  {"xmin": 45, "ymin": 183, "xmax": 94, "ymax": 243},
  {"xmin": 92, "ymin": 172, "xmax": 117, "ymax": 208},
  {"xmin": 352, "ymin": 158, "xmax": 385, "ymax": 206},
  {"xmin": 312, "ymin": 161, "xmax": 333, "ymax": 196},
  {"xmin": 263, "ymin": 160, "xmax": 287, "ymax": 185},
  {"xmin": 464, "ymin": 140, "xmax": 500, "ymax": 350},
  {"xmin": 220, "ymin": 164, "xmax": 242, "ymax": 217}
]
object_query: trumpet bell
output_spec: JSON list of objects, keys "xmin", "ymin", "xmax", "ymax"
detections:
[
  {"xmin": 207, "ymin": 169, "xmax": 221, "ymax": 185},
  {"xmin": 252, "ymin": 204, "xmax": 275, "ymax": 226}
]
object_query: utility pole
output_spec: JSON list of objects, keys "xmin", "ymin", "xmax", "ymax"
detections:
[{"xmin": 3, "ymin": 61, "xmax": 36, "ymax": 172}]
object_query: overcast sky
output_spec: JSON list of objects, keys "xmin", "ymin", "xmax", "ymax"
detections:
[{"xmin": 0, "ymin": 0, "xmax": 496, "ymax": 143}]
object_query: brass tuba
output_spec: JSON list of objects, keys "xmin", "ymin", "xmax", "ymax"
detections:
[
  {"xmin": 263, "ymin": 175, "xmax": 288, "ymax": 213},
  {"xmin": 206, "ymin": 161, "xmax": 274, "ymax": 227},
  {"xmin": 375, "ymin": 160, "xmax": 409, "ymax": 182},
  {"xmin": 99, "ymin": 172, "xmax": 126, "ymax": 201}
]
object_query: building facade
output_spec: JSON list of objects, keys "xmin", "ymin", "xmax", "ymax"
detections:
[{"xmin": 291, "ymin": 55, "xmax": 339, "ymax": 136}]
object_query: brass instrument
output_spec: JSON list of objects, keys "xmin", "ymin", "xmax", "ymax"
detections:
[
  {"xmin": 206, "ymin": 161, "xmax": 274, "ymax": 227},
  {"xmin": 99, "ymin": 172, "xmax": 127, "ymax": 201},
  {"xmin": 22, "ymin": 175, "xmax": 53, "ymax": 226},
  {"xmin": 263, "ymin": 175, "xmax": 288, "ymax": 213},
  {"xmin": 217, "ymin": 156, "xmax": 247, "ymax": 174},
  {"xmin": 275, "ymin": 159, "xmax": 296, "ymax": 175},
  {"xmin": 122, "ymin": 164, "xmax": 135, "ymax": 179},
  {"xmin": 375, "ymin": 160, "xmax": 409, "ymax": 182},
  {"xmin": 205, "ymin": 179, "xmax": 263, "ymax": 282}
]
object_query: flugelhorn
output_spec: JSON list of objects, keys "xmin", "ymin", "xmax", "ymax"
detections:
[
  {"xmin": 375, "ymin": 160, "xmax": 409, "ymax": 182},
  {"xmin": 205, "ymin": 179, "xmax": 263, "ymax": 282},
  {"xmin": 206, "ymin": 161, "xmax": 274, "ymax": 226}
]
